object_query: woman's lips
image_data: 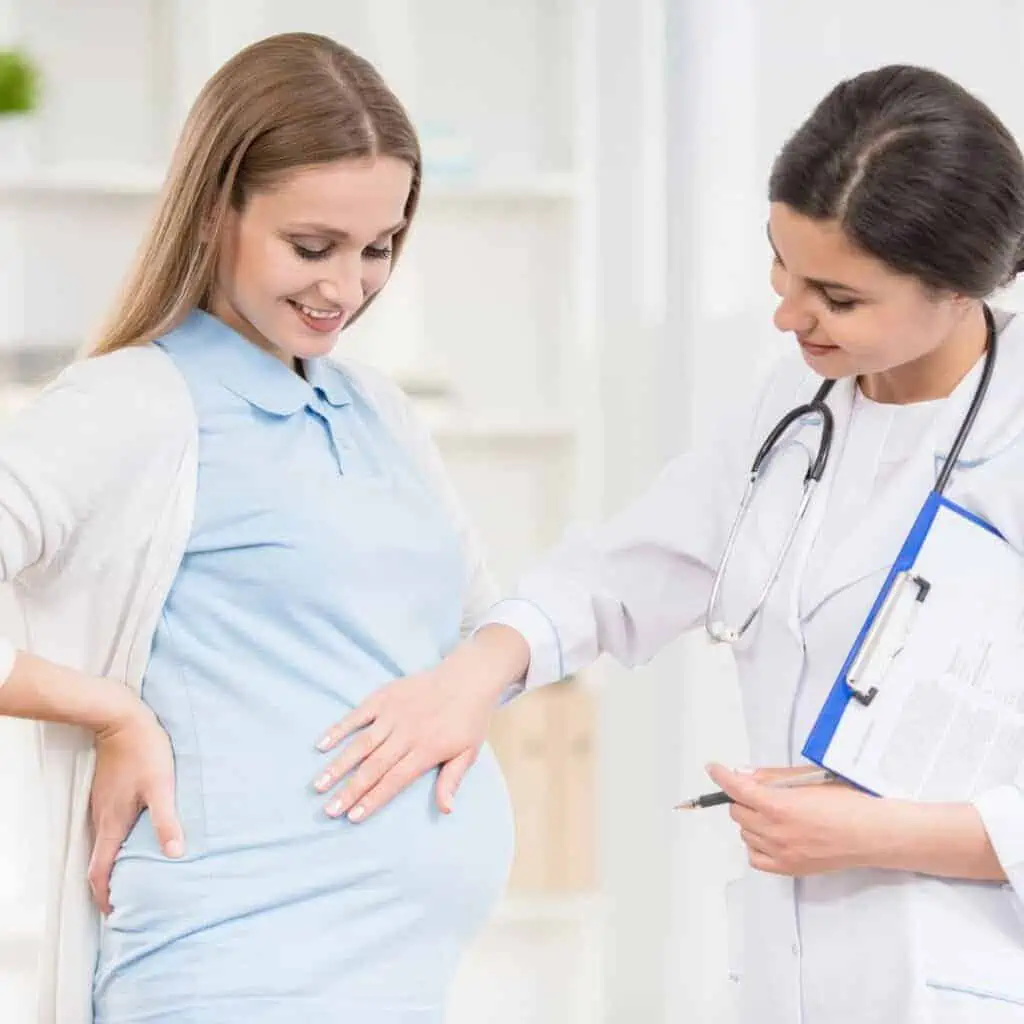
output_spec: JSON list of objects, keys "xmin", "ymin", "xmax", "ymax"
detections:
[{"xmin": 797, "ymin": 335, "xmax": 839, "ymax": 356}]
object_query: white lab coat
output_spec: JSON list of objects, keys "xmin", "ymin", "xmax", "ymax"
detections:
[{"xmin": 487, "ymin": 310, "xmax": 1024, "ymax": 1023}]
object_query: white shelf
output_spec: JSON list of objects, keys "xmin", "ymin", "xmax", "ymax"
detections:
[
  {"xmin": 0, "ymin": 163, "xmax": 165, "ymax": 198},
  {"xmin": 423, "ymin": 172, "xmax": 581, "ymax": 203},
  {"xmin": 0, "ymin": 164, "xmax": 578, "ymax": 204},
  {"xmin": 421, "ymin": 410, "xmax": 577, "ymax": 444}
]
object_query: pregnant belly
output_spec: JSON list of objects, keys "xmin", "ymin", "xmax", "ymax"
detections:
[
  {"xmin": 100, "ymin": 745, "xmax": 514, "ymax": 1011},
  {"xmin": 113, "ymin": 738, "xmax": 513, "ymax": 913}
]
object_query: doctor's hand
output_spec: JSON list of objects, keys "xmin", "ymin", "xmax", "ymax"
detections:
[
  {"xmin": 89, "ymin": 699, "xmax": 184, "ymax": 914},
  {"xmin": 706, "ymin": 764, "xmax": 889, "ymax": 877},
  {"xmin": 313, "ymin": 625, "xmax": 530, "ymax": 822}
]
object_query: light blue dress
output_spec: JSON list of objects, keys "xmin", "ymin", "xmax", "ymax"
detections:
[{"xmin": 92, "ymin": 310, "xmax": 514, "ymax": 1023}]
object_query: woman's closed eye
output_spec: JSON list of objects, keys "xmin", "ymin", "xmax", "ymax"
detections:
[
  {"xmin": 292, "ymin": 242, "xmax": 333, "ymax": 261},
  {"xmin": 820, "ymin": 291, "xmax": 859, "ymax": 313},
  {"xmin": 291, "ymin": 241, "xmax": 393, "ymax": 262}
]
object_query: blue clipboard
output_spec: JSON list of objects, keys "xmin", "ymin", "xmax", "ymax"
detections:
[{"xmin": 802, "ymin": 489, "xmax": 1005, "ymax": 779}]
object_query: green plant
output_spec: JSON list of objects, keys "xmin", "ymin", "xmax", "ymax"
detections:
[{"xmin": 0, "ymin": 50, "xmax": 38, "ymax": 115}]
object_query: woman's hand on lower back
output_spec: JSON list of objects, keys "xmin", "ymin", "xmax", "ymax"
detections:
[
  {"xmin": 88, "ymin": 699, "xmax": 184, "ymax": 914},
  {"xmin": 313, "ymin": 624, "xmax": 531, "ymax": 823}
]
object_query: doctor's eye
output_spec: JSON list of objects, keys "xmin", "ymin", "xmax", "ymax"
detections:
[{"xmin": 822, "ymin": 293, "xmax": 858, "ymax": 314}]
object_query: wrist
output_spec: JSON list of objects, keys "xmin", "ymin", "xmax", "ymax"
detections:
[
  {"xmin": 0, "ymin": 651, "xmax": 143, "ymax": 735},
  {"xmin": 453, "ymin": 624, "xmax": 531, "ymax": 701},
  {"xmin": 92, "ymin": 678, "xmax": 147, "ymax": 737},
  {"xmin": 868, "ymin": 797, "xmax": 1005, "ymax": 880},
  {"xmin": 861, "ymin": 797, "xmax": 923, "ymax": 872}
]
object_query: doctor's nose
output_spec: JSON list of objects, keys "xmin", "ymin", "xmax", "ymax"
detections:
[{"xmin": 773, "ymin": 290, "xmax": 816, "ymax": 336}]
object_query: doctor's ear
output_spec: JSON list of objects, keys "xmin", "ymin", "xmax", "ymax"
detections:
[{"xmin": 940, "ymin": 292, "xmax": 979, "ymax": 320}]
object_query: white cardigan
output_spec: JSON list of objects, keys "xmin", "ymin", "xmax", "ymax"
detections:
[{"xmin": 0, "ymin": 343, "xmax": 496, "ymax": 1024}]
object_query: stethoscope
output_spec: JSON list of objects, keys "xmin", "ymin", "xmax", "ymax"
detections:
[{"xmin": 705, "ymin": 304, "xmax": 998, "ymax": 644}]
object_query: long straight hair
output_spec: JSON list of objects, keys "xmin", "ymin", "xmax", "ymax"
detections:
[{"xmin": 90, "ymin": 32, "xmax": 421, "ymax": 356}]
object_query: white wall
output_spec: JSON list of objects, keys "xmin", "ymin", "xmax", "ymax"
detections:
[{"xmin": 661, "ymin": 3, "xmax": 1024, "ymax": 1022}]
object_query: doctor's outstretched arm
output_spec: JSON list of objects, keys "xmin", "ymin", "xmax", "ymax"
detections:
[
  {"xmin": 312, "ymin": 354, "xmax": 805, "ymax": 821},
  {"xmin": 314, "ymin": 440, "xmax": 744, "ymax": 822}
]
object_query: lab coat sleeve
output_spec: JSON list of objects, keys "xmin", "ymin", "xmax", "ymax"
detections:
[
  {"xmin": 963, "ymin": 467, "xmax": 1024, "ymax": 903},
  {"xmin": 0, "ymin": 349, "xmax": 183, "ymax": 685},
  {"xmin": 973, "ymin": 769, "xmax": 1024, "ymax": 901},
  {"xmin": 482, "ymin": 355, "xmax": 806, "ymax": 690}
]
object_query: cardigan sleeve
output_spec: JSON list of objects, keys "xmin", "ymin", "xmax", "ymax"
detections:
[{"xmin": 0, "ymin": 346, "xmax": 189, "ymax": 679}]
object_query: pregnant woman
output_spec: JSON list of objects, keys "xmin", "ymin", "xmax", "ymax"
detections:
[{"xmin": 0, "ymin": 31, "xmax": 513, "ymax": 1024}]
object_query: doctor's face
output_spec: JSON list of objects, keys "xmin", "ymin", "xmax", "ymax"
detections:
[
  {"xmin": 768, "ymin": 202, "xmax": 967, "ymax": 382},
  {"xmin": 208, "ymin": 156, "xmax": 412, "ymax": 366}
]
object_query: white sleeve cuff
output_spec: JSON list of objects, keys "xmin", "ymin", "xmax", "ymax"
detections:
[
  {"xmin": 476, "ymin": 597, "xmax": 567, "ymax": 694},
  {"xmin": 973, "ymin": 785, "xmax": 1024, "ymax": 889},
  {"xmin": 0, "ymin": 635, "xmax": 17, "ymax": 687}
]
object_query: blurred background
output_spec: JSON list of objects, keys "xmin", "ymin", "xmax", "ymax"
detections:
[{"xmin": 1, "ymin": 1, "xmax": 1024, "ymax": 1022}]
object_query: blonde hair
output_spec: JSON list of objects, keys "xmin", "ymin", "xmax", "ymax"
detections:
[{"xmin": 90, "ymin": 32, "xmax": 421, "ymax": 357}]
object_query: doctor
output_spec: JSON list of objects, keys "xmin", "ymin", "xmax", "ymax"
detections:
[{"xmin": 315, "ymin": 65, "xmax": 1024, "ymax": 1022}]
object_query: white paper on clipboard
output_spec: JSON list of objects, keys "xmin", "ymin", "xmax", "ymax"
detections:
[{"xmin": 820, "ymin": 501, "xmax": 1024, "ymax": 802}]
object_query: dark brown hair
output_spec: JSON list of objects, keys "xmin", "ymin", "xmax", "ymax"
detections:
[{"xmin": 770, "ymin": 65, "xmax": 1024, "ymax": 297}]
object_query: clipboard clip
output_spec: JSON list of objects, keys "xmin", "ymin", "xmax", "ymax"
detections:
[{"xmin": 845, "ymin": 570, "xmax": 931, "ymax": 706}]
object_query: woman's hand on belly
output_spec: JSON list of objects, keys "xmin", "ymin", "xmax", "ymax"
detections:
[
  {"xmin": 313, "ymin": 625, "xmax": 529, "ymax": 823},
  {"xmin": 89, "ymin": 700, "xmax": 185, "ymax": 913}
]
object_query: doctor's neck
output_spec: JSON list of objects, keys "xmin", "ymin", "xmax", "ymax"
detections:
[{"xmin": 859, "ymin": 302, "xmax": 989, "ymax": 406}]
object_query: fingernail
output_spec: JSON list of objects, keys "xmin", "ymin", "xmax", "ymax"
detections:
[
  {"xmin": 326, "ymin": 799, "xmax": 344, "ymax": 817},
  {"xmin": 165, "ymin": 839, "xmax": 184, "ymax": 858},
  {"xmin": 348, "ymin": 804, "xmax": 366, "ymax": 822},
  {"xmin": 316, "ymin": 735, "xmax": 333, "ymax": 752},
  {"xmin": 315, "ymin": 773, "xmax": 332, "ymax": 792}
]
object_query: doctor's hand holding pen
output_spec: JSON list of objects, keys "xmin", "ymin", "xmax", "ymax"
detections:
[{"xmin": 691, "ymin": 764, "xmax": 1004, "ymax": 880}]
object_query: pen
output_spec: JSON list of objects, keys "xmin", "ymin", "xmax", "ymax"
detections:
[{"xmin": 674, "ymin": 768, "xmax": 836, "ymax": 810}]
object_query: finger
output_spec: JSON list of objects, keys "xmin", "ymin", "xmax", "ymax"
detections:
[
  {"xmin": 740, "ymin": 829, "xmax": 784, "ymax": 875},
  {"xmin": 314, "ymin": 721, "xmax": 392, "ymax": 794},
  {"xmin": 748, "ymin": 848, "xmax": 785, "ymax": 875},
  {"xmin": 729, "ymin": 802, "xmax": 766, "ymax": 833},
  {"xmin": 325, "ymin": 735, "xmax": 411, "ymax": 820},
  {"xmin": 88, "ymin": 827, "xmax": 128, "ymax": 915},
  {"xmin": 146, "ymin": 780, "xmax": 185, "ymax": 859},
  {"xmin": 317, "ymin": 696, "xmax": 383, "ymax": 753},
  {"xmin": 436, "ymin": 748, "xmax": 478, "ymax": 814},
  {"xmin": 739, "ymin": 828, "xmax": 773, "ymax": 858},
  {"xmin": 751, "ymin": 765, "xmax": 818, "ymax": 785},
  {"xmin": 343, "ymin": 752, "xmax": 431, "ymax": 824},
  {"xmin": 707, "ymin": 763, "xmax": 772, "ymax": 811}
]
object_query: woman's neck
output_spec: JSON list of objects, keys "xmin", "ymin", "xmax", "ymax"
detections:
[{"xmin": 859, "ymin": 304, "xmax": 988, "ymax": 405}]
